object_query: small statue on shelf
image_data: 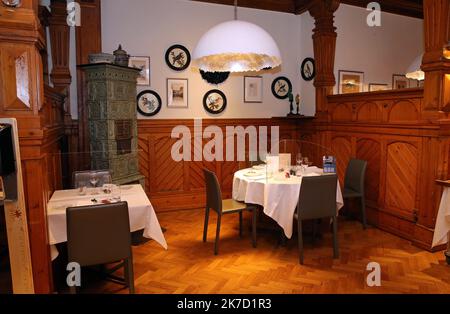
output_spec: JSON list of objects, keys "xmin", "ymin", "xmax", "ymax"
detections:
[
  {"xmin": 295, "ymin": 93, "xmax": 301, "ymax": 115},
  {"xmin": 287, "ymin": 92, "xmax": 295, "ymax": 117}
]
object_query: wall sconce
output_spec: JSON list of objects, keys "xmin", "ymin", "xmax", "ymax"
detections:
[
  {"xmin": 444, "ymin": 41, "xmax": 450, "ymax": 60},
  {"xmin": 1, "ymin": 0, "xmax": 21, "ymax": 8}
]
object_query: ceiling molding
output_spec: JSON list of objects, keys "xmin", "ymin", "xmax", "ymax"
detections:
[{"xmin": 191, "ymin": 0, "xmax": 423, "ymax": 19}]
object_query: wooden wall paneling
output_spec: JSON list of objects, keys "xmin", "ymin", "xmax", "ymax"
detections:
[
  {"xmin": 330, "ymin": 135, "xmax": 352, "ymax": 186},
  {"xmin": 137, "ymin": 118, "xmax": 313, "ymax": 212},
  {"xmin": 388, "ymin": 99, "xmax": 420, "ymax": 123},
  {"xmin": 356, "ymin": 101, "xmax": 383, "ymax": 123}
]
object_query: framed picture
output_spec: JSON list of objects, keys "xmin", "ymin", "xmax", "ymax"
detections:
[
  {"xmin": 244, "ymin": 76, "xmax": 263, "ymax": 103},
  {"xmin": 137, "ymin": 90, "xmax": 162, "ymax": 117},
  {"xmin": 392, "ymin": 74, "xmax": 409, "ymax": 89},
  {"xmin": 300, "ymin": 58, "xmax": 316, "ymax": 81},
  {"xmin": 165, "ymin": 44, "xmax": 191, "ymax": 71},
  {"xmin": 129, "ymin": 56, "xmax": 150, "ymax": 86},
  {"xmin": 203, "ymin": 89, "xmax": 227, "ymax": 115},
  {"xmin": 408, "ymin": 78, "xmax": 419, "ymax": 88},
  {"xmin": 368, "ymin": 83, "xmax": 389, "ymax": 92},
  {"xmin": 271, "ymin": 76, "xmax": 292, "ymax": 99},
  {"xmin": 338, "ymin": 70, "xmax": 364, "ymax": 94},
  {"xmin": 167, "ymin": 78, "xmax": 188, "ymax": 108}
]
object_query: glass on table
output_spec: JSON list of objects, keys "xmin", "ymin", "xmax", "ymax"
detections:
[
  {"xmin": 89, "ymin": 173, "xmax": 100, "ymax": 195},
  {"xmin": 76, "ymin": 182, "xmax": 87, "ymax": 196}
]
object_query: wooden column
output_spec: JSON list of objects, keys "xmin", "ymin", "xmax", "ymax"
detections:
[
  {"xmin": 308, "ymin": 0, "xmax": 340, "ymax": 120},
  {"xmin": 421, "ymin": 0, "xmax": 450, "ymax": 114},
  {"xmin": 76, "ymin": 0, "xmax": 102, "ymax": 171},
  {"xmin": 420, "ymin": 0, "xmax": 450, "ymax": 247},
  {"xmin": 0, "ymin": 0, "xmax": 66, "ymax": 293}
]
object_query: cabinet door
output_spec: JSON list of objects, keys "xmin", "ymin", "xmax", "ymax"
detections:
[
  {"xmin": 384, "ymin": 140, "xmax": 420, "ymax": 221},
  {"xmin": 356, "ymin": 138, "xmax": 381, "ymax": 204}
]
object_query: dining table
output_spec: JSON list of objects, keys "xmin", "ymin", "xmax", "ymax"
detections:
[
  {"xmin": 432, "ymin": 180, "xmax": 450, "ymax": 248},
  {"xmin": 232, "ymin": 166, "xmax": 344, "ymax": 238},
  {"xmin": 47, "ymin": 184, "xmax": 168, "ymax": 260}
]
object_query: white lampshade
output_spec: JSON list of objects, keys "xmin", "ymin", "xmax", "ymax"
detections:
[
  {"xmin": 193, "ymin": 20, "xmax": 282, "ymax": 73},
  {"xmin": 405, "ymin": 54, "xmax": 425, "ymax": 81}
]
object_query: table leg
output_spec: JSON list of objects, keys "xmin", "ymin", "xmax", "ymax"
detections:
[{"xmin": 446, "ymin": 231, "xmax": 450, "ymax": 265}]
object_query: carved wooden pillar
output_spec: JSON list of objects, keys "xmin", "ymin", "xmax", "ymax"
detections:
[
  {"xmin": 38, "ymin": 5, "xmax": 51, "ymax": 85},
  {"xmin": 308, "ymin": 0, "xmax": 340, "ymax": 120},
  {"xmin": 76, "ymin": 0, "xmax": 102, "ymax": 171},
  {"xmin": 49, "ymin": 0, "xmax": 71, "ymax": 97},
  {"xmin": 421, "ymin": 0, "xmax": 450, "ymax": 115},
  {"xmin": 0, "ymin": 0, "xmax": 56, "ymax": 293},
  {"xmin": 419, "ymin": 0, "xmax": 450, "ymax": 249}
]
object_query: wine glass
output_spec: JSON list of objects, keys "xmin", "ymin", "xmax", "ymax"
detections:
[
  {"xmin": 296, "ymin": 153, "xmax": 303, "ymax": 167},
  {"xmin": 89, "ymin": 173, "xmax": 99, "ymax": 187},
  {"xmin": 76, "ymin": 181, "xmax": 87, "ymax": 196},
  {"xmin": 302, "ymin": 157, "xmax": 309, "ymax": 173},
  {"xmin": 89, "ymin": 173, "xmax": 99, "ymax": 195}
]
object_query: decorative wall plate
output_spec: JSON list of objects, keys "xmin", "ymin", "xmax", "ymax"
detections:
[
  {"xmin": 165, "ymin": 44, "xmax": 191, "ymax": 71},
  {"xmin": 203, "ymin": 90, "xmax": 227, "ymax": 114},
  {"xmin": 271, "ymin": 76, "xmax": 292, "ymax": 99},
  {"xmin": 301, "ymin": 58, "xmax": 316, "ymax": 81},
  {"xmin": 2, "ymin": 0, "xmax": 21, "ymax": 7},
  {"xmin": 137, "ymin": 90, "xmax": 162, "ymax": 116}
]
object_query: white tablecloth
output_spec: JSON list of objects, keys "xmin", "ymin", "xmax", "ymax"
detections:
[
  {"xmin": 232, "ymin": 168, "xmax": 344, "ymax": 239},
  {"xmin": 432, "ymin": 187, "xmax": 450, "ymax": 248},
  {"xmin": 47, "ymin": 184, "xmax": 167, "ymax": 260}
]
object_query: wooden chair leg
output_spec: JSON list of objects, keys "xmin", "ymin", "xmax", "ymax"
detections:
[
  {"xmin": 360, "ymin": 196, "xmax": 367, "ymax": 229},
  {"xmin": 332, "ymin": 216, "xmax": 339, "ymax": 259},
  {"xmin": 203, "ymin": 207, "xmax": 210, "ymax": 242},
  {"xmin": 252, "ymin": 208, "xmax": 257, "ymax": 248},
  {"xmin": 124, "ymin": 257, "xmax": 135, "ymax": 294},
  {"xmin": 298, "ymin": 219, "xmax": 304, "ymax": 265},
  {"xmin": 239, "ymin": 211, "xmax": 243, "ymax": 238},
  {"xmin": 214, "ymin": 215, "xmax": 222, "ymax": 255}
]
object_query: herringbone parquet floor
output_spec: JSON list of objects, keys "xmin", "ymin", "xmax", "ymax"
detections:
[{"xmin": 85, "ymin": 209, "xmax": 450, "ymax": 294}]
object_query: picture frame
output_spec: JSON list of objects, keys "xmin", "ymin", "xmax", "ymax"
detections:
[
  {"xmin": 392, "ymin": 74, "xmax": 409, "ymax": 89},
  {"xmin": 300, "ymin": 58, "xmax": 316, "ymax": 81},
  {"xmin": 129, "ymin": 56, "xmax": 150, "ymax": 86},
  {"xmin": 368, "ymin": 83, "xmax": 389, "ymax": 92},
  {"xmin": 244, "ymin": 76, "xmax": 263, "ymax": 103},
  {"xmin": 271, "ymin": 76, "xmax": 292, "ymax": 100},
  {"xmin": 338, "ymin": 70, "xmax": 364, "ymax": 94},
  {"xmin": 408, "ymin": 78, "xmax": 419, "ymax": 88},
  {"xmin": 165, "ymin": 44, "xmax": 191, "ymax": 71},
  {"xmin": 203, "ymin": 89, "xmax": 227, "ymax": 115},
  {"xmin": 137, "ymin": 90, "xmax": 162, "ymax": 117},
  {"xmin": 167, "ymin": 78, "xmax": 188, "ymax": 108}
]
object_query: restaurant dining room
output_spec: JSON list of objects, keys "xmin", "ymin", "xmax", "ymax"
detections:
[{"xmin": 0, "ymin": 0, "xmax": 450, "ymax": 304}]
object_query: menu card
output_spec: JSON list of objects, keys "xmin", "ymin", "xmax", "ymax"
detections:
[{"xmin": 323, "ymin": 156, "xmax": 337, "ymax": 174}]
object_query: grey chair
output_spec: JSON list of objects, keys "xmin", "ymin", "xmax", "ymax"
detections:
[
  {"xmin": 295, "ymin": 175, "xmax": 339, "ymax": 265},
  {"xmin": 343, "ymin": 159, "xmax": 368, "ymax": 229},
  {"xmin": 203, "ymin": 168, "xmax": 257, "ymax": 255},
  {"xmin": 72, "ymin": 170, "xmax": 112, "ymax": 188},
  {"xmin": 66, "ymin": 201, "xmax": 134, "ymax": 293}
]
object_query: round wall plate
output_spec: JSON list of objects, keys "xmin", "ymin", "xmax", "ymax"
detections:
[
  {"xmin": 203, "ymin": 89, "xmax": 227, "ymax": 115},
  {"xmin": 2, "ymin": 0, "xmax": 21, "ymax": 7},
  {"xmin": 301, "ymin": 58, "xmax": 316, "ymax": 81},
  {"xmin": 165, "ymin": 44, "xmax": 191, "ymax": 71},
  {"xmin": 137, "ymin": 90, "xmax": 162, "ymax": 117},
  {"xmin": 271, "ymin": 76, "xmax": 292, "ymax": 99}
]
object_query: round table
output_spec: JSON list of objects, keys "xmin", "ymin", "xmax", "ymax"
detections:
[{"xmin": 232, "ymin": 167, "xmax": 344, "ymax": 238}]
